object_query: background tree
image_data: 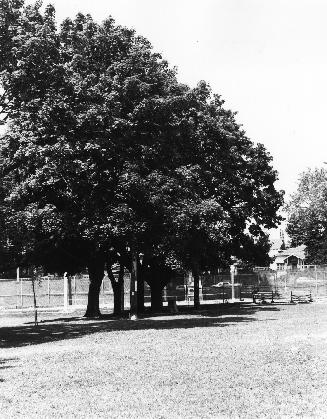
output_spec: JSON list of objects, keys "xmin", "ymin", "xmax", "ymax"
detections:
[{"xmin": 286, "ymin": 168, "xmax": 327, "ymax": 264}]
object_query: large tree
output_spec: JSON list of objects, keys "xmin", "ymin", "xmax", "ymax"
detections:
[
  {"xmin": 286, "ymin": 168, "xmax": 327, "ymax": 264},
  {"xmin": 146, "ymin": 85, "xmax": 284, "ymax": 308},
  {"xmin": 0, "ymin": 1, "xmax": 284, "ymax": 316},
  {"xmin": 0, "ymin": 1, "xmax": 189, "ymax": 315},
  {"xmin": 118, "ymin": 82, "xmax": 284, "ymax": 309}
]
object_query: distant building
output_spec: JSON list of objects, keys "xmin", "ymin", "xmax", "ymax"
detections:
[{"xmin": 270, "ymin": 244, "xmax": 306, "ymax": 271}]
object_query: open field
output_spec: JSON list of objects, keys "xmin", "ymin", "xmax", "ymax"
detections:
[{"xmin": 1, "ymin": 302, "xmax": 327, "ymax": 418}]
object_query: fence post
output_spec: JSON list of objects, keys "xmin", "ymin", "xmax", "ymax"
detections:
[
  {"xmin": 230, "ymin": 265, "xmax": 236, "ymax": 302},
  {"xmin": 129, "ymin": 247, "xmax": 138, "ymax": 319},
  {"xmin": 64, "ymin": 272, "xmax": 68, "ymax": 311},
  {"xmin": 20, "ymin": 276, "xmax": 23, "ymax": 308},
  {"xmin": 68, "ymin": 275, "xmax": 72, "ymax": 305},
  {"xmin": 73, "ymin": 275, "xmax": 76, "ymax": 305},
  {"xmin": 284, "ymin": 273, "xmax": 287, "ymax": 293},
  {"xmin": 16, "ymin": 267, "xmax": 20, "ymax": 308},
  {"xmin": 48, "ymin": 275, "xmax": 50, "ymax": 305},
  {"xmin": 163, "ymin": 285, "xmax": 167, "ymax": 302},
  {"xmin": 199, "ymin": 277, "xmax": 203, "ymax": 301},
  {"xmin": 315, "ymin": 265, "xmax": 318, "ymax": 297}
]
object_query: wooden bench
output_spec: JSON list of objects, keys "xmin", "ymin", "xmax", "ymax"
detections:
[
  {"xmin": 252, "ymin": 290, "xmax": 275, "ymax": 304},
  {"xmin": 290, "ymin": 291, "xmax": 313, "ymax": 304}
]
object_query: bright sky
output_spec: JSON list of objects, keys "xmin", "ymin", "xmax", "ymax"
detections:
[{"xmin": 6, "ymin": 0, "xmax": 327, "ymax": 203}]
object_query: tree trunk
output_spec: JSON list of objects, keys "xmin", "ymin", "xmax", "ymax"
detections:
[
  {"xmin": 112, "ymin": 282, "xmax": 124, "ymax": 315},
  {"xmin": 146, "ymin": 266, "xmax": 172, "ymax": 312},
  {"xmin": 118, "ymin": 263, "xmax": 125, "ymax": 314},
  {"xmin": 130, "ymin": 247, "xmax": 138, "ymax": 318},
  {"xmin": 31, "ymin": 275, "xmax": 38, "ymax": 326},
  {"xmin": 108, "ymin": 263, "xmax": 124, "ymax": 316},
  {"xmin": 193, "ymin": 262, "xmax": 200, "ymax": 310},
  {"xmin": 84, "ymin": 255, "xmax": 105, "ymax": 318},
  {"xmin": 150, "ymin": 282, "xmax": 164, "ymax": 312},
  {"xmin": 137, "ymin": 267, "xmax": 145, "ymax": 313}
]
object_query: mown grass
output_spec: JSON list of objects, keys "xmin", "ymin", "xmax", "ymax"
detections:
[{"xmin": 1, "ymin": 302, "xmax": 327, "ymax": 418}]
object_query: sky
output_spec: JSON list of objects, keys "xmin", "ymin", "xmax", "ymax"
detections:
[{"xmin": 4, "ymin": 0, "xmax": 327, "ymax": 231}]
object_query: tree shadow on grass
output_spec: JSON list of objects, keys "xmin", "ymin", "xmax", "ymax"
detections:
[
  {"xmin": 0, "ymin": 303, "xmax": 281, "ymax": 349},
  {"xmin": 177, "ymin": 303, "xmax": 281, "ymax": 317}
]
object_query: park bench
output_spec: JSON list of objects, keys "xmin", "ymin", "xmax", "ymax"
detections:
[
  {"xmin": 251, "ymin": 286, "xmax": 285, "ymax": 304},
  {"xmin": 239, "ymin": 285, "xmax": 255, "ymax": 300},
  {"xmin": 290, "ymin": 290, "xmax": 313, "ymax": 304},
  {"xmin": 252, "ymin": 290, "xmax": 275, "ymax": 304}
]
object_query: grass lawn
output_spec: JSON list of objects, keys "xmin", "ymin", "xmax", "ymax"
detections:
[{"xmin": 1, "ymin": 302, "xmax": 327, "ymax": 418}]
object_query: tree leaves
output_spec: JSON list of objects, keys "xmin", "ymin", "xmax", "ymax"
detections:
[
  {"xmin": 0, "ymin": 2, "xmax": 283, "ymax": 276},
  {"xmin": 286, "ymin": 168, "xmax": 327, "ymax": 264}
]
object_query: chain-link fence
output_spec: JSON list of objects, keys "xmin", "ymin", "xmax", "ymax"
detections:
[
  {"xmin": 0, "ymin": 274, "xmax": 131, "ymax": 310},
  {"xmin": 168, "ymin": 269, "xmax": 327, "ymax": 302},
  {"xmin": 275, "ymin": 269, "xmax": 327, "ymax": 297},
  {"xmin": 2, "ymin": 268, "xmax": 327, "ymax": 310}
]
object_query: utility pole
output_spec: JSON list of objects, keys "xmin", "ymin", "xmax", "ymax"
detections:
[
  {"xmin": 230, "ymin": 264, "xmax": 236, "ymax": 302},
  {"xmin": 16, "ymin": 267, "xmax": 20, "ymax": 308},
  {"xmin": 64, "ymin": 272, "xmax": 68, "ymax": 312},
  {"xmin": 130, "ymin": 245, "xmax": 138, "ymax": 320}
]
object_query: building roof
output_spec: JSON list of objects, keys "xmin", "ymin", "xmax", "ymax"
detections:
[
  {"xmin": 275, "ymin": 255, "xmax": 288, "ymax": 264},
  {"xmin": 276, "ymin": 244, "xmax": 306, "ymax": 260}
]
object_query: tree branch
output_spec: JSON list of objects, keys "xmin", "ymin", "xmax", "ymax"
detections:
[{"xmin": 0, "ymin": 113, "xmax": 9, "ymax": 125}]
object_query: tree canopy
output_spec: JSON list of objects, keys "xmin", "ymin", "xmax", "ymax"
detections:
[
  {"xmin": 0, "ymin": 1, "xmax": 284, "ymax": 314},
  {"xmin": 286, "ymin": 168, "xmax": 327, "ymax": 264}
]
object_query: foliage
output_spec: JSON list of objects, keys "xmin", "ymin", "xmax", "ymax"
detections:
[
  {"xmin": 0, "ymin": 1, "xmax": 284, "ymax": 313},
  {"xmin": 286, "ymin": 168, "xmax": 327, "ymax": 264},
  {"xmin": 141, "ymin": 84, "xmax": 284, "ymax": 273},
  {"xmin": 0, "ymin": 1, "xmax": 184, "ymax": 270}
]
